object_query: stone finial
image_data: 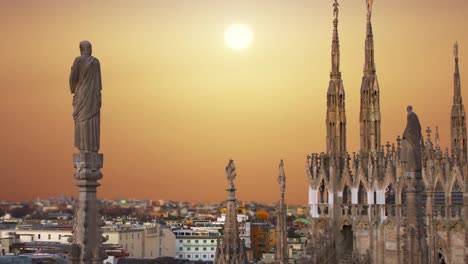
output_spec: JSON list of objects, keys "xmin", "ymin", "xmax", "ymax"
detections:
[
  {"xmin": 435, "ymin": 126, "xmax": 440, "ymax": 150},
  {"xmin": 366, "ymin": 0, "xmax": 374, "ymax": 20},
  {"xmin": 385, "ymin": 141, "xmax": 391, "ymax": 154},
  {"xmin": 454, "ymin": 41, "xmax": 459, "ymax": 59},
  {"xmin": 425, "ymin": 127, "xmax": 432, "ymax": 145}
]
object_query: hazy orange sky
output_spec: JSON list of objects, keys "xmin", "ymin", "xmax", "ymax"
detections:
[{"xmin": 1, "ymin": 0, "xmax": 467, "ymax": 204}]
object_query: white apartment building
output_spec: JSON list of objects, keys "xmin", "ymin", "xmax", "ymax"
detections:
[
  {"xmin": 173, "ymin": 228, "xmax": 221, "ymax": 262},
  {"xmin": 0, "ymin": 223, "xmax": 175, "ymax": 259}
]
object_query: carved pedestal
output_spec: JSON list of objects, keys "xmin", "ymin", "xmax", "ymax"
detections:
[{"xmin": 68, "ymin": 152, "xmax": 107, "ymax": 264}]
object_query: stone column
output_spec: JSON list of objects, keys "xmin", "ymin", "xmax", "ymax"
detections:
[
  {"xmin": 68, "ymin": 152, "xmax": 106, "ymax": 264},
  {"xmin": 402, "ymin": 172, "xmax": 428, "ymax": 264}
]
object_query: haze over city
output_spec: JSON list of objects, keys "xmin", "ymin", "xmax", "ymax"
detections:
[{"xmin": 1, "ymin": 0, "xmax": 468, "ymax": 204}]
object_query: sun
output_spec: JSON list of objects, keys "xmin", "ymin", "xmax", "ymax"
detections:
[{"xmin": 224, "ymin": 23, "xmax": 253, "ymax": 50}]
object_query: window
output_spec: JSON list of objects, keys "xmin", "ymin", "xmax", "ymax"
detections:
[
  {"xmin": 195, "ymin": 240, "xmax": 199, "ymax": 243},
  {"xmin": 59, "ymin": 235, "xmax": 62, "ymax": 240},
  {"xmin": 203, "ymin": 255, "xmax": 207, "ymax": 258},
  {"xmin": 38, "ymin": 234, "xmax": 41, "ymax": 239},
  {"xmin": 179, "ymin": 247, "xmax": 183, "ymax": 251},
  {"xmin": 211, "ymin": 247, "xmax": 215, "ymax": 250},
  {"xmin": 195, "ymin": 255, "xmax": 199, "ymax": 259},
  {"xmin": 211, "ymin": 255, "xmax": 214, "ymax": 258},
  {"xmin": 179, "ymin": 255, "xmax": 183, "ymax": 258},
  {"xmin": 211, "ymin": 240, "xmax": 215, "ymax": 243},
  {"xmin": 195, "ymin": 248, "xmax": 199, "ymax": 251},
  {"xmin": 203, "ymin": 240, "xmax": 207, "ymax": 243},
  {"xmin": 48, "ymin": 234, "xmax": 51, "ymax": 240},
  {"xmin": 187, "ymin": 240, "xmax": 191, "ymax": 243},
  {"xmin": 187, "ymin": 248, "xmax": 191, "ymax": 251},
  {"xmin": 203, "ymin": 248, "xmax": 206, "ymax": 251},
  {"xmin": 179, "ymin": 240, "xmax": 183, "ymax": 243}
]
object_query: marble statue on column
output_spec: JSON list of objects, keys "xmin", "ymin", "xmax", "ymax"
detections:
[
  {"xmin": 68, "ymin": 41, "xmax": 106, "ymax": 264},
  {"xmin": 70, "ymin": 40, "xmax": 102, "ymax": 152},
  {"xmin": 401, "ymin": 106, "xmax": 422, "ymax": 172},
  {"xmin": 400, "ymin": 105, "xmax": 428, "ymax": 264}
]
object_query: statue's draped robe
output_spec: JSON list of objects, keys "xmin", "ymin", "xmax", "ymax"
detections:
[
  {"xmin": 69, "ymin": 55, "xmax": 102, "ymax": 152},
  {"xmin": 401, "ymin": 112, "xmax": 422, "ymax": 171}
]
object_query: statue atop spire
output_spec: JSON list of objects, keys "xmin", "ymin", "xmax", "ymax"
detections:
[
  {"xmin": 275, "ymin": 160, "xmax": 288, "ymax": 264},
  {"xmin": 455, "ymin": 41, "xmax": 459, "ymax": 59},
  {"xmin": 333, "ymin": 0, "xmax": 339, "ymax": 20},
  {"xmin": 366, "ymin": 0, "xmax": 374, "ymax": 20},
  {"xmin": 326, "ymin": 0, "xmax": 346, "ymax": 157},
  {"xmin": 226, "ymin": 159, "xmax": 236, "ymax": 189},
  {"xmin": 215, "ymin": 160, "xmax": 248, "ymax": 264},
  {"xmin": 278, "ymin": 159, "xmax": 286, "ymax": 196}
]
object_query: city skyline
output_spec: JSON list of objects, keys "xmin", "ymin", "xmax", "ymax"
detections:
[{"xmin": 1, "ymin": 0, "xmax": 468, "ymax": 204}]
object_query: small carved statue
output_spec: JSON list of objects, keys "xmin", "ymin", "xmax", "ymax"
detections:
[
  {"xmin": 225, "ymin": 159, "xmax": 236, "ymax": 189},
  {"xmin": 333, "ymin": 0, "xmax": 339, "ymax": 19},
  {"xmin": 366, "ymin": 0, "xmax": 374, "ymax": 20},
  {"xmin": 278, "ymin": 159, "xmax": 286, "ymax": 194}
]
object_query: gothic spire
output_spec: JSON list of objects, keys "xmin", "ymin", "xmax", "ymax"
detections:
[
  {"xmin": 275, "ymin": 160, "xmax": 288, "ymax": 264},
  {"xmin": 215, "ymin": 160, "xmax": 248, "ymax": 264},
  {"xmin": 359, "ymin": 0, "xmax": 381, "ymax": 155},
  {"xmin": 450, "ymin": 42, "xmax": 467, "ymax": 164},
  {"xmin": 326, "ymin": 0, "xmax": 347, "ymax": 157}
]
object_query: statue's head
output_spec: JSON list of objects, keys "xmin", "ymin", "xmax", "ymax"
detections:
[
  {"xmin": 407, "ymin": 105, "xmax": 413, "ymax": 113},
  {"xmin": 79, "ymin": 40, "xmax": 92, "ymax": 56}
]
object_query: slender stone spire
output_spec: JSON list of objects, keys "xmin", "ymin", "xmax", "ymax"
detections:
[
  {"xmin": 326, "ymin": 0, "xmax": 347, "ymax": 157},
  {"xmin": 275, "ymin": 160, "xmax": 288, "ymax": 264},
  {"xmin": 359, "ymin": 0, "xmax": 381, "ymax": 155},
  {"xmin": 364, "ymin": 0, "xmax": 376, "ymax": 74},
  {"xmin": 215, "ymin": 160, "xmax": 248, "ymax": 264},
  {"xmin": 451, "ymin": 42, "xmax": 467, "ymax": 164}
]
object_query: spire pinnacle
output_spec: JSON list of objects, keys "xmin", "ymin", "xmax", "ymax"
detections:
[
  {"xmin": 331, "ymin": 0, "xmax": 341, "ymax": 78},
  {"xmin": 364, "ymin": 0, "xmax": 376, "ymax": 74},
  {"xmin": 454, "ymin": 42, "xmax": 462, "ymax": 104}
]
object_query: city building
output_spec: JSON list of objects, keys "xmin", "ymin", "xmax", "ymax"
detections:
[
  {"xmin": 0, "ymin": 222, "xmax": 175, "ymax": 261},
  {"xmin": 250, "ymin": 222, "xmax": 275, "ymax": 262},
  {"xmin": 173, "ymin": 228, "xmax": 220, "ymax": 261}
]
